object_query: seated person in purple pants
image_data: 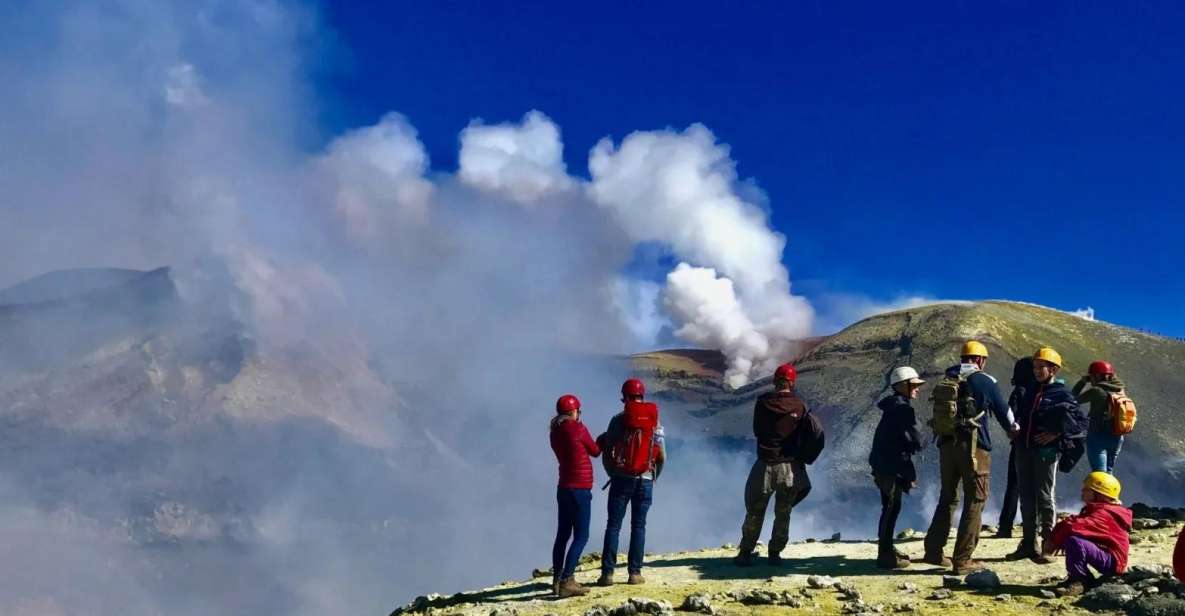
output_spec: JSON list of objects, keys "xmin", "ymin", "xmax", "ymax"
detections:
[{"xmin": 1043, "ymin": 472, "xmax": 1132, "ymax": 597}]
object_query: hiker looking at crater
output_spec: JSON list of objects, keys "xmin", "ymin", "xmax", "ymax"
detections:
[
  {"xmin": 1072, "ymin": 360, "xmax": 1134, "ymax": 474},
  {"xmin": 869, "ymin": 366, "xmax": 926, "ymax": 569},
  {"xmin": 733, "ymin": 363, "xmax": 824, "ymax": 567},
  {"xmin": 549, "ymin": 394, "xmax": 601, "ymax": 598},
  {"xmin": 595, "ymin": 378, "xmax": 666, "ymax": 587}
]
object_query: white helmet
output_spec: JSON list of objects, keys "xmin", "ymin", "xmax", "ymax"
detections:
[{"xmin": 890, "ymin": 366, "xmax": 926, "ymax": 386}]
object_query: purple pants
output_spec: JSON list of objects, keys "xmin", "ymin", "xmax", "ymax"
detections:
[{"xmin": 1064, "ymin": 535, "xmax": 1117, "ymax": 581}]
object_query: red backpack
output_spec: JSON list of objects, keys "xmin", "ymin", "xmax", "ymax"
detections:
[{"xmin": 608, "ymin": 401, "xmax": 659, "ymax": 476}]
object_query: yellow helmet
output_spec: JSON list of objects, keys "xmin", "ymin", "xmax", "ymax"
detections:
[
  {"xmin": 1034, "ymin": 346, "xmax": 1063, "ymax": 367},
  {"xmin": 1084, "ymin": 472, "xmax": 1121, "ymax": 500},
  {"xmin": 961, "ymin": 341, "xmax": 989, "ymax": 358}
]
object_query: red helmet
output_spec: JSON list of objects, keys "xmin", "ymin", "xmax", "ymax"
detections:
[
  {"xmin": 1088, "ymin": 361, "xmax": 1115, "ymax": 377},
  {"xmin": 555, "ymin": 394, "xmax": 581, "ymax": 415},
  {"xmin": 774, "ymin": 363, "xmax": 797, "ymax": 382},
  {"xmin": 621, "ymin": 378, "xmax": 645, "ymax": 398}
]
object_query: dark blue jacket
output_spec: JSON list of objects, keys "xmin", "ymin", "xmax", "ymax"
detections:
[
  {"xmin": 943, "ymin": 364, "xmax": 1013, "ymax": 452},
  {"xmin": 1014, "ymin": 379, "xmax": 1082, "ymax": 450},
  {"xmin": 869, "ymin": 394, "xmax": 924, "ymax": 488}
]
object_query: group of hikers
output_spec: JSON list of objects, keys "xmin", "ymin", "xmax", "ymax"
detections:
[{"xmin": 548, "ymin": 343, "xmax": 1185, "ymax": 600}]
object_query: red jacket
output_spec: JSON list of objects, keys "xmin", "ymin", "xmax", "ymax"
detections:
[
  {"xmin": 1174, "ymin": 526, "xmax": 1184, "ymax": 583},
  {"xmin": 550, "ymin": 416, "xmax": 600, "ymax": 489},
  {"xmin": 1050, "ymin": 502, "xmax": 1133, "ymax": 573}
]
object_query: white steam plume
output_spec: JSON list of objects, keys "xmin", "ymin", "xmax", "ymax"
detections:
[
  {"xmin": 458, "ymin": 110, "xmax": 574, "ymax": 204},
  {"xmin": 588, "ymin": 124, "xmax": 813, "ymax": 385}
]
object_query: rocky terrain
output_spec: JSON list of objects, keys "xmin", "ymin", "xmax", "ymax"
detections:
[{"xmin": 389, "ymin": 506, "xmax": 1185, "ymax": 616}]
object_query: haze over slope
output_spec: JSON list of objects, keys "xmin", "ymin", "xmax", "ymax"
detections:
[{"xmin": 638, "ymin": 300, "xmax": 1185, "ymax": 526}]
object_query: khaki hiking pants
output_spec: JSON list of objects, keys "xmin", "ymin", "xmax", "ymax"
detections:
[
  {"xmin": 924, "ymin": 438, "xmax": 990, "ymax": 566},
  {"xmin": 739, "ymin": 461, "xmax": 810, "ymax": 556}
]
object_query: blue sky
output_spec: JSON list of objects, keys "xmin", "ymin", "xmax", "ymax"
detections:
[{"xmin": 317, "ymin": 1, "xmax": 1184, "ymax": 337}]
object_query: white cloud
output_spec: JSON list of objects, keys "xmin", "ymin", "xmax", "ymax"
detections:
[
  {"xmin": 314, "ymin": 113, "xmax": 434, "ymax": 240},
  {"xmin": 1070, "ymin": 306, "xmax": 1096, "ymax": 321},
  {"xmin": 458, "ymin": 110, "xmax": 573, "ymax": 204}
]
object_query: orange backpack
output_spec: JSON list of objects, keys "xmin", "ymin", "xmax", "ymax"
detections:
[{"xmin": 1108, "ymin": 391, "xmax": 1137, "ymax": 436}]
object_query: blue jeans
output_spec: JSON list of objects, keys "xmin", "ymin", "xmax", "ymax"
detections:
[
  {"xmin": 1086, "ymin": 431, "xmax": 1123, "ymax": 473},
  {"xmin": 553, "ymin": 488, "xmax": 592, "ymax": 580},
  {"xmin": 601, "ymin": 476, "xmax": 653, "ymax": 574}
]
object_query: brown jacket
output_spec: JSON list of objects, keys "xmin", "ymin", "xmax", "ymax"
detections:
[{"xmin": 754, "ymin": 390, "xmax": 807, "ymax": 463}]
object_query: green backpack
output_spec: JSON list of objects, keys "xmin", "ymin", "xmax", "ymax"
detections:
[{"xmin": 928, "ymin": 372, "xmax": 984, "ymax": 437}]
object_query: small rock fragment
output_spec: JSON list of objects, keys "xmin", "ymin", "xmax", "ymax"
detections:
[
  {"xmin": 928, "ymin": 589, "xmax": 953, "ymax": 601},
  {"xmin": 894, "ymin": 604, "xmax": 917, "ymax": 613},
  {"xmin": 896, "ymin": 529, "xmax": 918, "ymax": 540},
  {"xmin": 1039, "ymin": 590, "xmax": 1057, "ymax": 599},
  {"xmin": 897, "ymin": 583, "xmax": 918, "ymax": 594},
  {"xmin": 584, "ymin": 607, "xmax": 611, "ymax": 616},
  {"xmin": 678, "ymin": 594, "xmax": 715, "ymax": 615},
  {"xmin": 808, "ymin": 575, "xmax": 840, "ymax": 589},
  {"xmin": 995, "ymin": 594, "xmax": 1013, "ymax": 602},
  {"xmin": 489, "ymin": 608, "xmax": 519, "ymax": 616}
]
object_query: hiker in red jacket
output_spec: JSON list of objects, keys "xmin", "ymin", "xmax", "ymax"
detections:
[
  {"xmin": 1044, "ymin": 472, "xmax": 1132, "ymax": 597},
  {"xmin": 550, "ymin": 394, "xmax": 601, "ymax": 598}
]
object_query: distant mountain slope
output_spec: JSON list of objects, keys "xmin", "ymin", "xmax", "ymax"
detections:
[
  {"xmin": 0, "ymin": 267, "xmax": 147, "ymax": 305},
  {"xmin": 635, "ymin": 301, "xmax": 1185, "ymax": 504}
]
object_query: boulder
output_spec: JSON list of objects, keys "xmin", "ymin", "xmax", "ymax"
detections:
[
  {"xmin": 1128, "ymin": 594, "xmax": 1185, "ymax": 616},
  {"xmin": 1135, "ymin": 519, "xmax": 1166, "ymax": 530},
  {"xmin": 1127, "ymin": 565, "xmax": 1176, "ymax": 583},
  {"xmin": 1078, "ymin": 583, "xmax": 1139, "ymax": 610},
  {"xmin": 964, "ymin": 569, "xmax": 1001, "ymax": 589}
]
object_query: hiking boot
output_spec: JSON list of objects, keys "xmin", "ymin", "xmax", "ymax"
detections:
[
  {"xmin": 595, "ymin": 572, "xmax": 614, "ymax": 587},
  {"xmin": 627, "ymin": 572, "xmax": 646, "ymax": 585},
  {"xmin": 556, "ymin": 577, "xmax": 590, "ymax": 598},
  {"xmin": 877, "ymin": 552, "xmax": 910, "ymax": 570},
  {"xmin": 768, "ymin": 553, "xmax": 784, "ymax": 566},
  {"xmin": 994, "ymin": 527, "xmax": 1014, "ymax": 539},
  {"xmin": 952, "ymin": 560, "xmax": 985, "ymax": 575},
  {"xmin": 921, "ymin": 553, "xmax": 952, "ymax": 568},
  {"xmin": 733, "ymin": 551, "xmax": 754, "ymax": 567},
  {"xmin": 1031, "ymin": 552, "xmax": 1055, "ymax": 565},
  {"xmin": 1054, "ymin": 579, "xmax": 1088, "ymax": 597},
  {"xmin": 1005, "ymin": 544, "xmax": 1038, "ymax": 561},
  {"xmin": 552, "ymin": 578, "xmax": 560, "ymax": 596}
]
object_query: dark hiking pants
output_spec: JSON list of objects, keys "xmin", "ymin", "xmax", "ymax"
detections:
[
  {"xmin": 924, "ymin": 437, "xmax": 990, "ymax": 566},
  {"xmin": 875, "ymin": 474, "xmax": 904, "ymax": 554},
  {"xmin": 998, "ymin": 444, "xmax": 1019, "ymax": 532},
  {"xmin": 601, "ymin": 476, "xmax": 654, "ymax": 575},
  {"xmin": 739, "ymin": 461, "xmax": 807, "ymax": 556},
  {"xmin": 1015, "ymin": 444, "xmax": 1059, "ymax": 549}
]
